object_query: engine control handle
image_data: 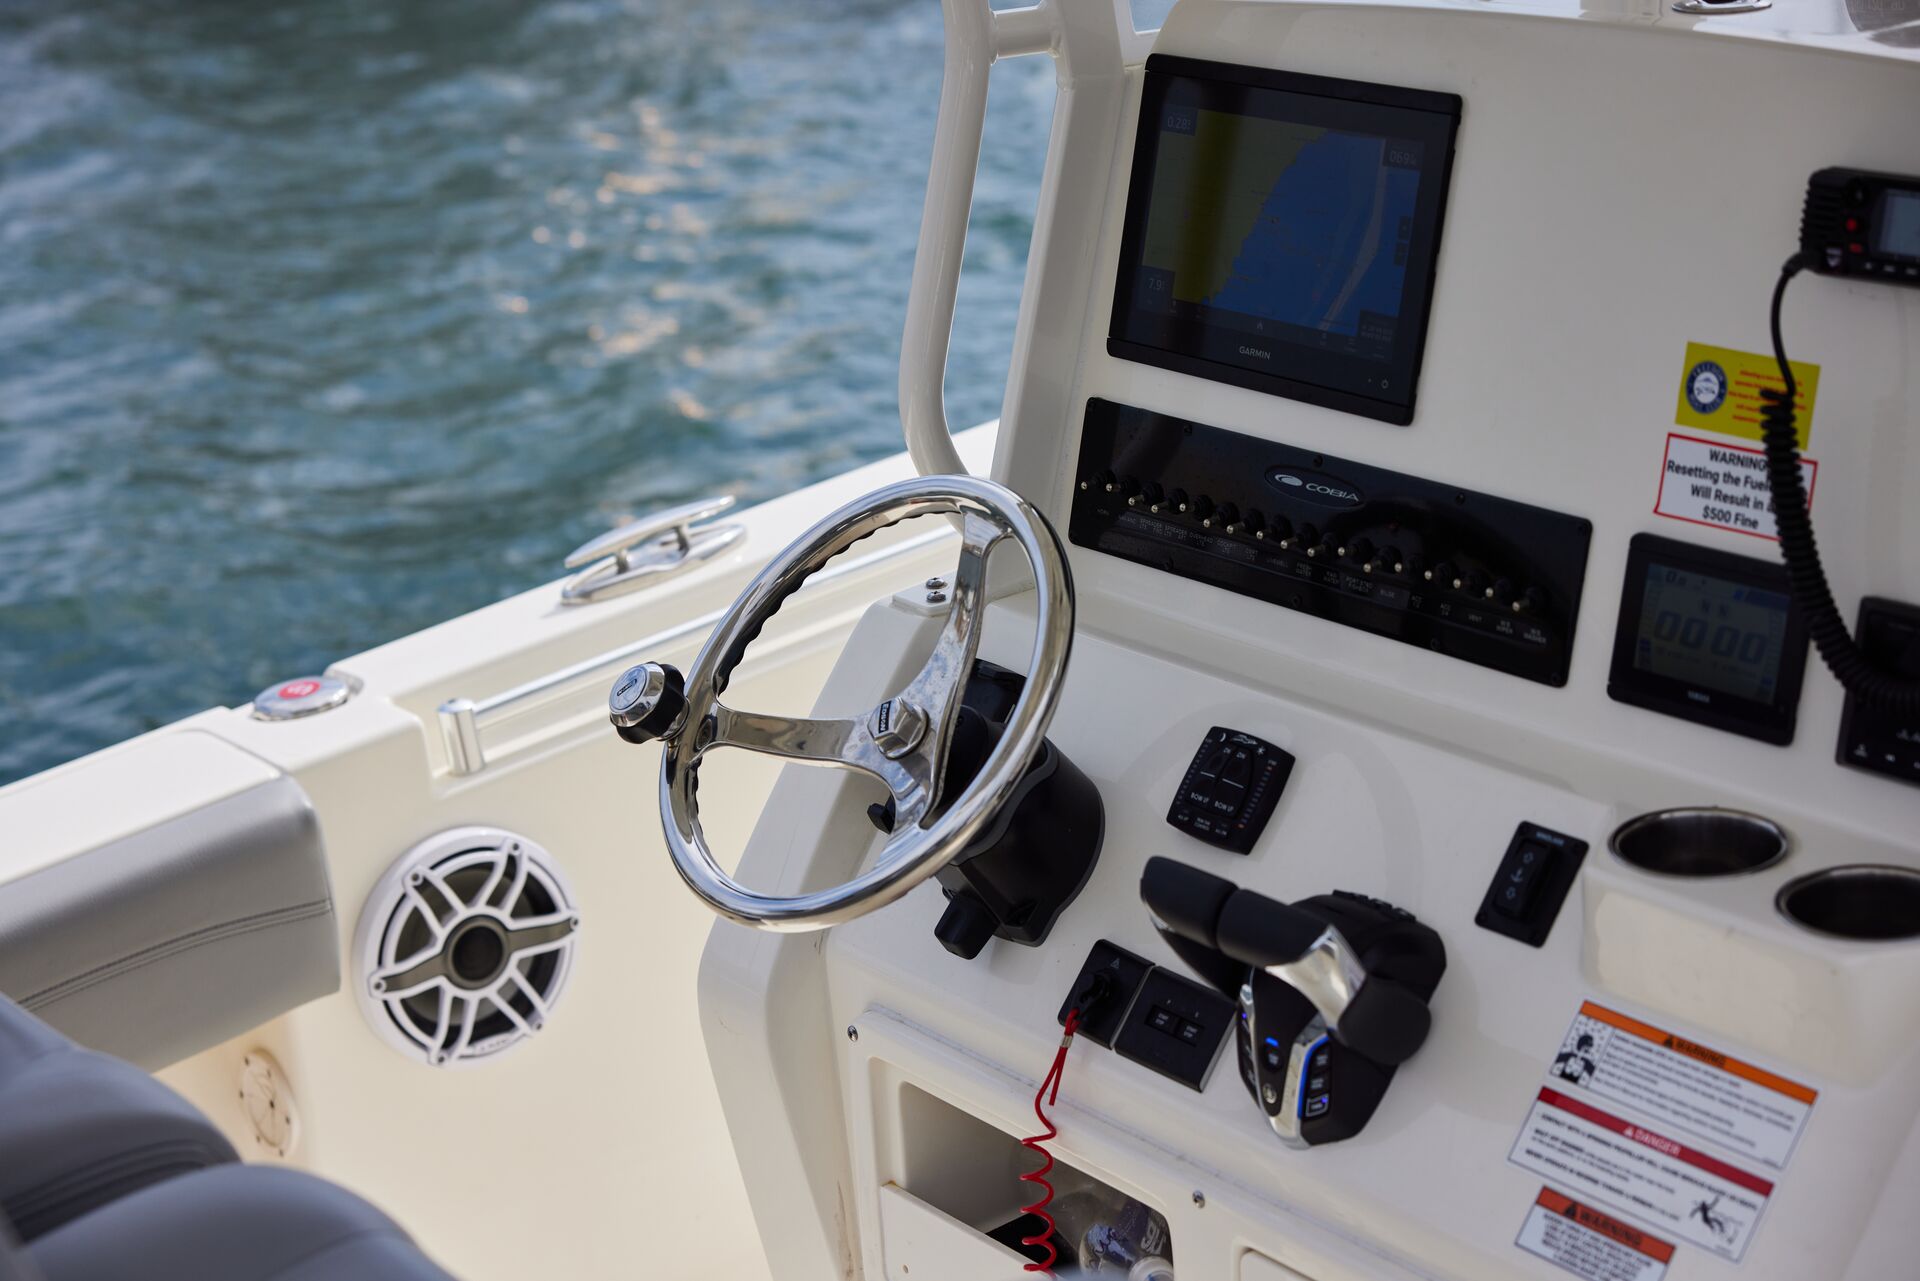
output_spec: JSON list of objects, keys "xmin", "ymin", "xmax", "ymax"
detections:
[
  {"xmin": 1140, "ymin": 856, "xmax": 1237, "ymax": 951},
  {"xmin": 1141, "ymin": 859, "xmax": 1440, "ymax": 1068},
  {"xmin": 1216, "ymin": 888, "xmax": 1332, "ymax": 968},
  {"xmin": 1336, "ymin": 978, "xmax": 1433, "ymax": 1069}
]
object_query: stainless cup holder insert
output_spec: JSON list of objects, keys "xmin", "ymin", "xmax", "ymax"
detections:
[
  {"xmin": 1776, "ymin": 865, "xmax": 1920, "ymax": 942},
  {"xmin": 1608, "ymin": 808, "xmax": 1789, "ymax": 879}
]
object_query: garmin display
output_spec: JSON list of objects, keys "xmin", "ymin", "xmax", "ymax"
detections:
[
  {"xmin": 1109, "ymin": 57, "xmax": 1461, "ymax": 425},
  {"xmin": 1607, "ymin": 534, "xmax": 1811, "ymax": 744}
]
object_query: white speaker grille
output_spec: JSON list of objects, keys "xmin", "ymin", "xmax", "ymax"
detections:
[{"xmin": 353, "ymin": 827, "xmax": 579, "ymax": 1067}]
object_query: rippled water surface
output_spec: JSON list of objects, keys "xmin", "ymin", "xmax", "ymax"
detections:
[{"xmin": 0, "ymin": 0, "xmax": 1054, "ymax": 784}]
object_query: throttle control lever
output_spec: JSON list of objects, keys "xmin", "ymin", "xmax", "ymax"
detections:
[{"xmin": 1141, "ymin": 857, "xmax": 1446, "ymax": 1148}]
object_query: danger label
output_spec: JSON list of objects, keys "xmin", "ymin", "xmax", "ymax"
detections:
[
  {"xmin": 1655, "ymin": 434, "xmax": 1817, "ymax": 541},
  {"xmin": 1510, "ymin": 1088, "xmax": 1772, "ymax": 1261},
  {"xmin": 1550, "ymin": 1002, "xmax": 1816, "ymax": 1169},
  {"xmin": 1517, "ymin": 1187, "xmax": 1673, "ymax": 1281}
]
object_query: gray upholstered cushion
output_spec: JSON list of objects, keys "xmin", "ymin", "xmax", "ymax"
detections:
[
  {"xmin": 0, "ymin": 996, "xmax": 236, "ymax": 1242},
  {"xmin": 29, "ymin": 1166, "xmax": 457, "ymax": 1281}
]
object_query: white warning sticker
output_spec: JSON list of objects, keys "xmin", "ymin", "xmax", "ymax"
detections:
[
  {"xmin": 1655, "ymin": 433, "xmax": 1817, "ymax": 541},
  {"xmin": 1510, "ymin": 1087, "xmax": 1773, "ymax": 1261},
  {"xmin": 1550, "ymin": 1002, "xmax": 1818, "ymax": 1169},
  {"xmin": 1518, "ymin": 1187, "xmax": 1674, "ymax": 1281}
]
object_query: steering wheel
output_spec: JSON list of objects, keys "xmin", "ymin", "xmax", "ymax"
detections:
[{"xmin": 606, "ymin": 474, "xmax": 1074, "ymax": 932}]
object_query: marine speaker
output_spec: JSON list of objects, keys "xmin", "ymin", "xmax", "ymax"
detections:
[{"xmin": 353, "ymin": 826, "xmax": 580, "ymax": 1067}]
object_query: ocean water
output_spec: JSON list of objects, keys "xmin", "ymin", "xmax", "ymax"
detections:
[{"xmin": 0, "ymin": 0, "xmax": 1055, "ymax": 785}]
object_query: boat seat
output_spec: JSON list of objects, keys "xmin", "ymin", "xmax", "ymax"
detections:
[
  {"xmin": 0, "ymin": 996, "xmax": 457, "ymax": 1281},
  {"xmin": 0, "ymin": 993, "xmax": 236, "ymax": 1241},
  {"xmin": 22, "ymin": 1165, "xmax": 457, "ymax": 1281}
]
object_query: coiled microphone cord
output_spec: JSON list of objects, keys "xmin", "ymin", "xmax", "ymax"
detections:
[{"xmin": 1761, "ymin": 254, "xmax": 1920, "ymax": 715}]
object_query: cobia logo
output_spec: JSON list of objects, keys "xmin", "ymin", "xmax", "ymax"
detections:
[{"xmin": 1266, "ymin": 467, "xmax": 1364, "ymax": 508}]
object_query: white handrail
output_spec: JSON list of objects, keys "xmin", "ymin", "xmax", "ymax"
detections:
[{"xmin": 899, "ymin": 0, "xmax": 1058, "ymax": 477}]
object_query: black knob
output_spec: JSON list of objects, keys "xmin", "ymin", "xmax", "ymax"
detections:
[
  {"xmin": 1487, "ymin": 577, "xmax": 1516, "ymax": 604},
  {"xmin": 1343, "ymin": 536, "xmax": 1375, "ymax": 564},
  {"xmin": 1242, "ymin": 509, "xmax": 1267, "ymax": 538},
  {"xmin": 1267, "ymin": 514, "xmax": 1294, "ymax": 544},
  {"xmin": 1308, "ymin": 534, "xmax": 1337, "ymax": 559},
  {"xmin": 1205, "ymin": 502, "xmax": 1238, "ymax": 530},
  {"xmin": 934, "ymin": 889, "xmax": 1001, "ymax": 960},
  {"xmin": 1426, "ymin": 559, "xmax": 1456, "ymax": 585},
  {"xmin": 1170, "ymin": 487, "xmax": 1190, "ymax": 514},
  {"xmin": 1190, "ymin": 495, "xmax": 1215, "ymax": 522},
  {"xmin": 1083, "ymin": 469, "xmax": 1114, "ymax": 493},
  {"xmin": 1461, "ymin": 569, "xmax": 1490, "ymax": 596},
  {"xmin": 608, "ymin": 662, "xmax": 688, "ymax": 745},
  {"xmin": 1401, "ymin": 552, "xmax": 1424, "ymax": 578},
  {"xmin": 1515, "ymin": 586, "xmax": 1549, "ymax": 615},
  {"xmin": 1138, "ymin": 480, "xmax": 1165, "ymax": 510}
]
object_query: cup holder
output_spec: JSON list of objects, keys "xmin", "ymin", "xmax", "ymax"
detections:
[
  {"xmin": 1609, "ymin": 807, "xmax": 1788, "ymax": 878},
  {"xmin": 1777, "ymin": 865, "xmax": 1920, "ymax": 941}
]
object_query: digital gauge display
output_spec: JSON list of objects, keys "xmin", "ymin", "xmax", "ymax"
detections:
[
  {"xmin": 1633, "ymin": 565, "xmax": 1792, "ymax": 703},
  {"xmin": 1876, "ymin": 188, "xmax": 1920, "ymax": 261},
  {"xmin": 1609, "ymin": 534, "xmax": 1811, "ymax": 744},
  {"xmin": 1109, "ymin": 57, "xmax": 1461, "ymax": 425}
]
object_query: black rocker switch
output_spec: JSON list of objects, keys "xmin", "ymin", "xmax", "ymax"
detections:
[
  {"xmin": 1836, "ymin": 597, "xmax": 1920, "ymax": 788},
  {"xmin": 1111, "ymin": 967, "xmax": 1236, "ymax": 1091},
  {"xmin": 1167, "ymin": 727, "xmax": 1295, "ymax": 854},
  {"xmin": 1474, "ymin": 822, "xmax": 1587, "ymax": 947}
]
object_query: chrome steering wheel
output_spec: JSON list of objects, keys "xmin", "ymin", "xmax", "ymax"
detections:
[{"xmin": 607, "ymin": 474, "xmax": 1074, "ymax": 932}]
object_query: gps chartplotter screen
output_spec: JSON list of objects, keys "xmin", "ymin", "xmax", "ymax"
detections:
[{"xmin": 1109, "ymin": 58, "xmax": 1460, "ymax": 425}]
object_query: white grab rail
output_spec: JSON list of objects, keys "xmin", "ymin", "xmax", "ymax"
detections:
[{"xmin": 899, "ymin": 0, "xmax": 1058, "ymax": 477}]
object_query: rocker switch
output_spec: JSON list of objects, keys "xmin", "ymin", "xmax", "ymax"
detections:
[{"xmin": 1475, "ymin": 823, "xmax": 1588, "ymax": 947}]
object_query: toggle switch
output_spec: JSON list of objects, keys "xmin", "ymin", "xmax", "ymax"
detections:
[{"xmin": 1474, "ymin": 822, "xmax": 1588, "ymax": 947}]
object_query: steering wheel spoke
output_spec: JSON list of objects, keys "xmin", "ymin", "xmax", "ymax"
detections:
[
  {"xmin": 708, "ymin": 704, "xmax": 870, "ymax": 767},
  {"xmin": 708, "ymin": 699, "xmax": 933, "ymax": 808},
  {"xmin": 896, "ymin": 513, "xmax": 1004, "ymax": 808}
]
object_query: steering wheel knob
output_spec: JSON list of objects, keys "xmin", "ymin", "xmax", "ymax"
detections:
[{"xmin": 608, "ymin": 662, "xmax": 689, "ymax": 745}]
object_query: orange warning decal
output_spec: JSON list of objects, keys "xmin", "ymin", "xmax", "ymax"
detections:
[
  {"xmin": 1534, "ymin": 1189, "xmax": 1676, "ymax": 1264},
  {"xmin": 1578, "ymin": 1001, "xmax": 1817, "ymax": 1104}
]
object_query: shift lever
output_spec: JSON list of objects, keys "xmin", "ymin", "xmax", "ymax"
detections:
[{"xmin": 1141, "ymin": 858, "xmax": 1446, "ymax": 1147}]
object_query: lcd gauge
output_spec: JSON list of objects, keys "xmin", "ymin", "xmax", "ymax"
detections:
[
  {"xmin": 1109, "ymin": 57, "xmax": 1461, "ymax": 425},
  {"xmin": 1875, "ymin": 188, "xmax": 1920, "ymax": 261},
  {"xmin": 1608, "ymin": 534, "xmax": 1811, "ymax": 744}
]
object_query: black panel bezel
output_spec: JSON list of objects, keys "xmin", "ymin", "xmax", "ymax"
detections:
[
  {"xmin": 1108, "ymin": 55, "xmax": 1462, "ymax": 426},
  {"xmin": 1069, "ymin": 400, "xmax": 1593, "ymax": 686},
  {"xmin": 1473, "ymin": 822, "xmax": 1588, "ymax": 948},
  {"xmin": 1606, "ymin": 533, "xmax": 1811, "ymax": 745}
]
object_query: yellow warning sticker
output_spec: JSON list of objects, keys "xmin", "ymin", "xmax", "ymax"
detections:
[{"xmin": 1674, "ymin": 341, "xmax": 1817, "ymax": 449}]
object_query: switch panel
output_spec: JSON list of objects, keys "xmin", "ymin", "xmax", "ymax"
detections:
[
  {"xmin": 1474, "ymin": 822, "xmax": 1587, "ymax": 947},
  {"xmin": 1167, "ymin": 727, "xmax": 1295, "ymax": 854},
  {"xmin": 1070, "ymin": 400, "xmax": 1594, "ymax": 686},
  {"xmin": 1837, "ymin": 597, "xmax": 1920, "ymax": 788},
  {"xmin": 1112, "ymin": 967, "xmax": 1236, "ymax": 1092}
]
